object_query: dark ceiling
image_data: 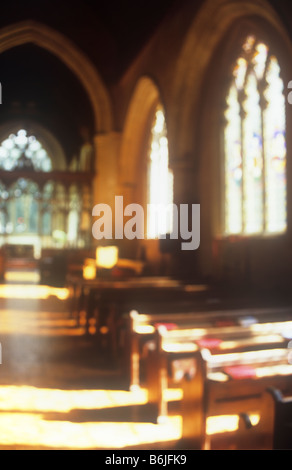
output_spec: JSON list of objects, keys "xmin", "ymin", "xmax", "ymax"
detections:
[
  {"xmin": 0, "ymin": 0, "xmax": 179, "ymax": 81},
  {"xmin": 0, "ymin": 44, "xmax": 96, "ymax": 162}
]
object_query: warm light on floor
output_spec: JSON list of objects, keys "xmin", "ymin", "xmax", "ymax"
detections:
[
  {"xmin": 0, "ymin": 385, "xmax": 181, "ymax": 449},
  {"xmin": 0, "ymin": 413, "xmax": 182, "ymax": 449},
  {"xmin": 0, "ymin": 384, "xmax": 263, "ymax": 448},
  {"xmin": 0, "ymin": 284, "xmax": 69, "ymax": 300},
  {"xmin": 0, "ymin": 309, "xmax": 84, "ymax": 336},
  {"xmin": 206, "ymin": 414, "xmax": 260, "ymax": 435},
  {"xmin": 0, "ymin": 385, "xmax": 148, "ymax": 412},
  {"xmin": 4, "ymin": 271, "xmax": 41, "ymax": 283}
]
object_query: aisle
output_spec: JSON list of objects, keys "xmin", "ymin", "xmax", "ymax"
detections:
[{"xmin": 0, "ymin": 272, "xmax": 181, "ymax": 450}]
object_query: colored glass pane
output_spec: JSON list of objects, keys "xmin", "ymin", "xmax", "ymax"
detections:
[
  {"xmin": 147, "ymin": 107, "xmax": 173, "ymax": 239},
  {"xmin": 242, "ymin": 73, "xmax": 264, "ymax": 234},
  {"xmin": 264, "ymin": 57, "xmax": 287, "ymax": 233},
  {"xmin": 224, "ymin": 85, "xmax": 242, "ymax": 234}
]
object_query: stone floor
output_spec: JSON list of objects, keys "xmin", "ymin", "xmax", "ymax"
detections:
[{"xmin": 0, "ymin": 271, "xmax": 181, "ymax": 450}]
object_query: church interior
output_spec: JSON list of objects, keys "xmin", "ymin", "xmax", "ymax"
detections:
[{"xmin": 0, "ymin": 0, "xmax": 292, "ymax": 450}]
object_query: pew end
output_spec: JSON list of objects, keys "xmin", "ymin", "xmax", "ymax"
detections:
[
  {"xmin": 180, "ymin": 355, "xmax": 276, "ymax": 450},
  {"xmin": 265, "ymin": 387, "xmax": 292, "ymax": 449}
]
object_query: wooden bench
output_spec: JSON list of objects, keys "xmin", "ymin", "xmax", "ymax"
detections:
[
  {"xmin": 142, "ymin": 321, "xmax": 292, "ymax": 449},
  {"xmin": 178, "ymin": 350, "xmax": 276, "ymax": 450},
  {"xmin": 126, "ymin": 306, "xmax": 292, "ymax": 391},
  {"xmin": 146, "ymin": 320, "xmax": 292, "ymax": 417},
  {"xmin": 66, "ymin": 274, "xmax": 209, "ymax": 356},
  {"xmin": 67, "ymin": 275, "xmax": 208, "ymax": 323},
  {"xmin": 182, "ymin": 349, "xmax": 292, "ymax": 449}
]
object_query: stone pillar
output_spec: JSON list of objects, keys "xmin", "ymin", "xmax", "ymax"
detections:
[
  {"xmin": 170, "ymin": 156, "xmax": 199, "ymax": 206},
  {"xmin": 93, "ymin": 132, "xmax": 122, "ymax": 209},
  {"xmin": 91, "ymin": 132, "xmax": 122, "ymax": 251},
  {"xmin": 169, "ymin": 156, "xmax": 201, "ymax": 280}
]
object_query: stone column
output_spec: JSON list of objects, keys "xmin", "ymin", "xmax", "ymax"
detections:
[
  {"xmin": 169, "ymin": 156, "xmax": 201, "ymax": 280},
  {"xmin": 93, "ymin": 132, "xmax": 122, "ymax": 209},
  {"xmin": 91, "ymin": 132, "xmax": 122, "ymax": 250}
]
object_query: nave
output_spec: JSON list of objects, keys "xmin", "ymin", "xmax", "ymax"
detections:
[{"xmin": 1, "ymin": 270, "xmax": 292, "ymax": 450}]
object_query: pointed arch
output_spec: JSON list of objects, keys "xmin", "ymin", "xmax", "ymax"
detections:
[
  {"xmin": 119, "ymin": 76, "xmax": 173, "ymax": 268},
  {"xmin": 171, "ymin": 0, "xmax": 292, "ymax": 161},
  {"xmin": 0, "ymin": 20, "xmax": 113, "ymax": 133},
  {"xmin": 224, "ymin": 36, "xmax": 287, "ymax": 236},
  {"xmin": 119, "ymin": 76, "xmax": 161, "ymax": 189}
]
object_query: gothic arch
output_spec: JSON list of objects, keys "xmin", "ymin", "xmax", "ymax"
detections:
[
  {"xmin": 119, "ymin": 76, "xmax": 161, "ymax": 198},
  {"xmin": 119, "ymin": 76, "xmax": 172, "ymax": 270},
  {"xmin": 0, "ymin": 20, "xmax": 113, "ymax": 133},
  {"xmin": 171, "ymin": 0, "xmax": 292, "ymax": 161}
]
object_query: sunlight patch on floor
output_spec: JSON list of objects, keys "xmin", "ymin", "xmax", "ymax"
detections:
[
  {"xmin": 0, "ymin": 385, "xmax": 181, "ymax": 449},
  {"xmin": 4, "ymin": 271, "xmax": 41, "ymax": 283},
  {"xmin": 0, "ymin": 320, "xmax": 85, "ymax": 336},
  {"xmin": 0, "ymin": 284, "xmax": 69, "ymax": 300},
  {"xmin": 0, "ymin": 309, "xmax": 83, "ymax": 336},
  {"xmin": 0, "ymin": 412, "xmax": 182, "ymax": 449},
  {"xmin": 0, "ymin": 385, "xmax": 148, "ymax": 412}
]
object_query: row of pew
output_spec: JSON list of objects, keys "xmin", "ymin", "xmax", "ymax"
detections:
[
  {"xmin": 66, "ymin": 274, "xmax": 292, "ymax": 449},
  {"xmin": 67, "ymin": 274, "xmax": 209, "ymax": 356}
]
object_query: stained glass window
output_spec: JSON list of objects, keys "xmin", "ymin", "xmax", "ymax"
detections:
[
  {"xmin": 264, "ymin": 57, "xmax": 287, "ymax": 233},
  {"xmin": 0, "ymin": 129, "xmax": 91, "ymax": 249},
  {"xmin": 42, "ymin": 182, "xmax": 54, "ymax": 236},
  {"xmin": 0, "ymin": 130, "xmax": 52, "ymax": 172},
  {"xmin": 243, "ymin": 73, "xmax": 264, "ymax": 234},
  {"xmin": 67, "ymin": 184, "xmax": 80, "ymax": 244},
  {"xmin": 224, "ymin": 36, "xmax": 287, "ymax": 236},
  {"xmin": 224, "ymin": 84, "xmax": 242, "ymax": 234},
  {"xmin": 7, "ymin": 179, "xmax": 40, "ymax": 234},
  {"xmin": 147, "ymin": 106, "xmax": 173, "ymax": 239}
]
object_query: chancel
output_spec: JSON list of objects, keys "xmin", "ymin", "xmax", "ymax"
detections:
[{"xmin": 0, "ymin": 0, "xmax": 292, "ymax": 452}]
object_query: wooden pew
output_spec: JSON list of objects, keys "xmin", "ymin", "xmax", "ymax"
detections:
[
  {"xmin": 179, "ymin": 351, "xmax": 275, "ymax": 450},
  {"xmin": 66, "ymin": 274, "xmax": 209, "ymax": 355},
  {"xmin": 67, "ymin": 275, "xmax": 209, "ymax": 324},
  {"xmin": 180, "ymin": 348, "xmax": 292, "ymax": 449},
  {"xmin": 143, "ymin": 322, "xmax": 292, "ymax": 449},
  {"xmin": 127, "ymin": 306, "xmax": 292, "ymax": 390},
  {"xmin": 146, "ymin": 321, "xmax": 292, "ymax": 419},
  {"xmin": 264, "ymin": 388, "xmax": 292, "ymax": 449}
]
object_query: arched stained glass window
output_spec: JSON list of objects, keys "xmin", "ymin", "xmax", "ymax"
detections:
[
  {"xmin": 224, "ymin": 36, "xmax": 287, "ymax": 236},
  {"xmin": 0, "ymin": 129, "xmax": 52, "ymax": 172},
  {"xmin": 147, "ymin": 106, "xmax": 174, "ymax": 239}
]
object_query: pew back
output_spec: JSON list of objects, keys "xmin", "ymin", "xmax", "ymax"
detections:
[{"xmin": 128, "ymin": 307, "xmax": 292, "ymax": 390}]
